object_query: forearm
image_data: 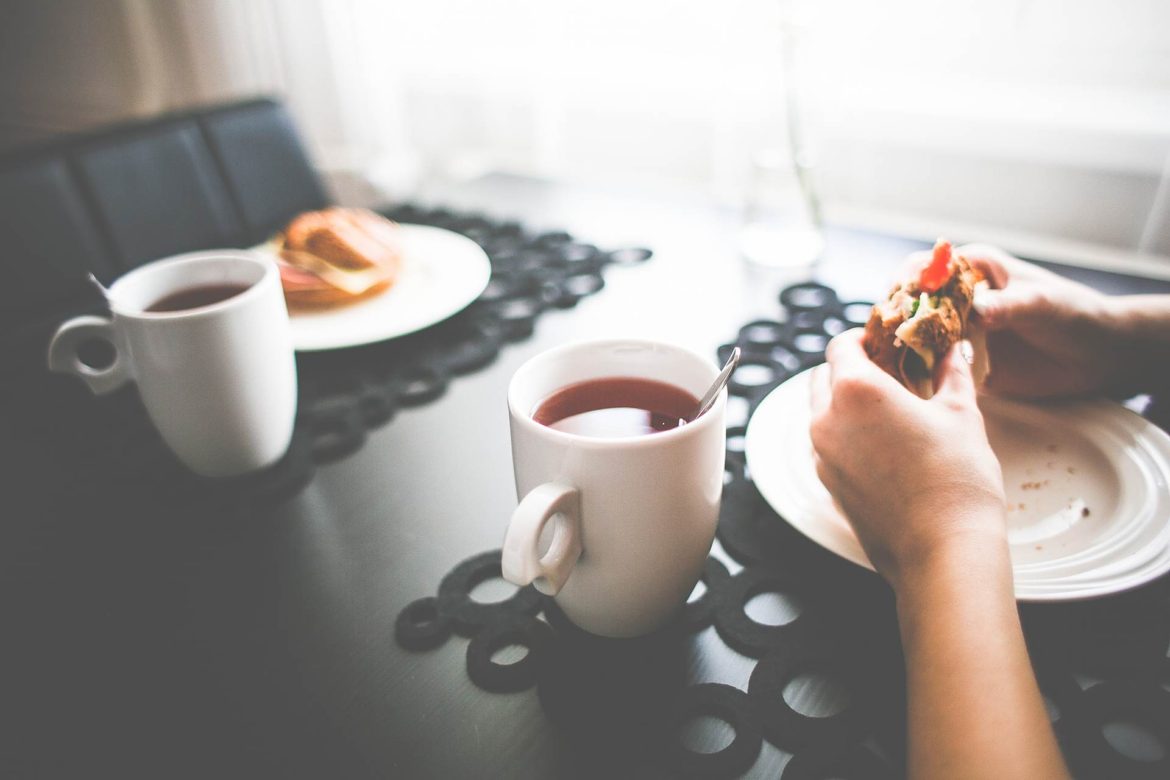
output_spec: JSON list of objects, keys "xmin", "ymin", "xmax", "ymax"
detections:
[
  {"xmin": 894, "ymin": 531, "xmax": 1069, "ymax": 780},
  {"xmin": 1106, "ymin": 295, "xmax": 1170, "ymax": 394}
]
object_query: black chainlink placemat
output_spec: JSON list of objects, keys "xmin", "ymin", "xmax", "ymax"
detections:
[
  {"xmin": 397, "ymin": 281, "xmax": 1170, "ymax": 779},
  {"xmin": 10, "ymin": 204, "xmax": 651, "ymax": 506}
]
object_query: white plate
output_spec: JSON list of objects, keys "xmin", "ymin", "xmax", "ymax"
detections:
[
  {"xmin": 264, "ymin": 224, "xmax": 491, "ymax": 352},
  {"xmin": 744, "ymin": 368, "xmax": 1170, "ymax": 601}
]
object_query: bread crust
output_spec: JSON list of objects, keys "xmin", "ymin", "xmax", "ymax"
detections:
[
  {"xmin": 275, "ymin": 208, "xmax": 402, "ymax": 309},
  {"xmin": 862, "ymin": 243, "xmax": 983, "ymax": 398}
]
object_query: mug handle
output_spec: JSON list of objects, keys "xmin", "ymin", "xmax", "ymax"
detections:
[
  {"xmin": 502, "ymin": 482, "xmax": 582, "ymax": 596},
  {"xmin": 47, "ymin": 315, "xmax": 133, "ymax": 395}
]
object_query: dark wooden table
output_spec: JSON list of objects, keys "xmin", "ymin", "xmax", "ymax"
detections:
[{"xmin": 7, "ymin": 175, "xmax": 1170, "ymax": 779}]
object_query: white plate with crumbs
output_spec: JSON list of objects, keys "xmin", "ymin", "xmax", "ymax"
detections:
[
  {"xmin": 266, "ymin": 224, "xmax": 491, "ymax": 352},
  {"xmin": 744, "ymin": 369, "xmax": 1170, "ymax": 601}
]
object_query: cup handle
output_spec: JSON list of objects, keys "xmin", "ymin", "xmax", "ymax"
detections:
[
  {"xmin": 502, "ymin": 482, "xmax": 582, "ymax": 596},
  {"xmin": 46, "ymin": 315, "xmax": 132, "ymax": 395}
]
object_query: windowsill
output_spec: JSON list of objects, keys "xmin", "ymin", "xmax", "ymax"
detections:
[{"xmin": 829, "ymin": 204, "xmax": 1170, "ymax": 282}]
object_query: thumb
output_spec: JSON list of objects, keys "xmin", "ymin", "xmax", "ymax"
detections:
[
  {"xmin": 972, "ymin": 285, "xmax": 1042, "ymax": 332},
  {"xmin": 934, "ymin": 340, "xmax": 976, "ymax": 402}
]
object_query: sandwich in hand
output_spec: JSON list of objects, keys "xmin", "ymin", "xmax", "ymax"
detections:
[
  {"xmin": 863, "ymin": 239, "xmax": 987, "ymax": 398},
  {"xmin": 273, "ymin": 208, "xmax": 402, "ymax": 308}
]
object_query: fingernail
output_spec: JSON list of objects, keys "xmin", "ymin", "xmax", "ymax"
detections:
[
  {"xmin": 959, "ymin": 339, "xmax": 974, "ymax": 365},
  {"xmin": 972, "ymin": 286, "xmax": 993, "ymax": 314}
]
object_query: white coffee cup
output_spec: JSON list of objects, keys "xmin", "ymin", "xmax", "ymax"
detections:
[
  {"xmin": 502, "ymin": 339, "xmax": 726, "ymax": 638},
  {"xmin": 47, "ymin": 250, "xmax": 297, "ymax": 478}
]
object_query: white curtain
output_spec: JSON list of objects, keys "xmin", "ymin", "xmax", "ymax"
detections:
[
  {"xmin": 302, "ymin": 0, "xmax": 1170, "ymax": 271},
  {"xmin": 5, "ymin": 0, "xmax": 1168, "ymax": 271}
]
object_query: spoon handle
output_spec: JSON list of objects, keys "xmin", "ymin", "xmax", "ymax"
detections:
[
  {"xmin": 87, "ymin": 273, "xmax": 112, "ymax": 300},
  {"xmin": 692, "ymin": 347, "xmax": 740, "ymax": 422}
]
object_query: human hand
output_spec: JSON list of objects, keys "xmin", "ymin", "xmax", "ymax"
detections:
[
  {"xmin": 809, "ymin": 329, "xmax": 1007, "ymax": 590},
  {"xmin": 935, "ymin": 245, "xmax": 1130, "ymax": 399}
]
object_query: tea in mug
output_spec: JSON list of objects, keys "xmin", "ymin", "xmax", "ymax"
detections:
[
  {"xmin": 532, "ymin": 377, "xmax": 697, "ymax": 438},
  {"xmin": 146, "ymin": 283, "xmax": 251, "ymax": 313}
]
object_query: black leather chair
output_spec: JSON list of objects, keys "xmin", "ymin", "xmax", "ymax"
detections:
[
  {"xmin": 199, "ymin": 100, "xmax": 330, "ymax": 245},
  {"xmin": 72, "ymin": 117, "xmax": 248, "ymax": 274},
  {"xmin": 0, "ymin": 153, "xmax": 116, "ymax": 326},
  {"xmin": 0, "ymin": 97, "xmax": 329, "ymax": 378}
]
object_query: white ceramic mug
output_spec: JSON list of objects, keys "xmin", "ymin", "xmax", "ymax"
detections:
[
  {"xmin": 47, "ymin": 250, "xmax": 297, "ymax": 478},
  {"xmin": 502, "ymin": 339, "xmax": 726, "ymax": 637}
]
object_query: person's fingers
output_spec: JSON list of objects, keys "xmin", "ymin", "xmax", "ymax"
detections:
[
  {"xmin": 812, "ymin": 451, "xmax": 831, "ymax": 490},
  {"xmin": 825, "ymin": 328, "xmax": 883, "ymax": 375},
  {"xmin": 809, "ymin": 363, "xmax": 831, "ymax": 420},
  {"xmin": 954, "ymin": 243, "xmax": 1020, "ymax": 289},
  {"xmin": 825, "ymin": 327, "xmax": 864, "ymax": 362},
  {"xmin": 964, "ymin": 256, "xmax": 1008, "ymax": 290},
  {"xmin": 808, "ymin": 372, "xmax": 832, "ymax": 485},
  {"xmin": 826, "ymin": 329, "xmax": 904, "ymax": 392},
  {"xmin": 933, "ymin": 340, "xmax": 976, "ymax": 404},
  {"xmin": 980, "ymin": 331, "xmax": 1092, "ymax": 400},
  {"xmin": 972, "ymin": 284, "xmax": 1046, "ymax": 331}
]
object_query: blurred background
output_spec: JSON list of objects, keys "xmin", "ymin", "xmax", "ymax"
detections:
[{"xmin": 3, "ymin": 0, "xmax": 1168, "ymax": 274}]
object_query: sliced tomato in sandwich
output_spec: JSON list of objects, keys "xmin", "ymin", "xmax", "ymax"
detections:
[{"xmin": 919, "ymin": 240, "xmax": 953, "ymax": 294}]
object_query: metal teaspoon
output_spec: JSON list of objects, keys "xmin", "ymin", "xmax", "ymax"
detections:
[{"xmin": 689, "ymin": 347, "xmax": 740, "ymax": 422}]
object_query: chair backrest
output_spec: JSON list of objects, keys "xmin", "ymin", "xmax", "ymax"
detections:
[
  {"xmin": 200, "ymin": 100, "xmax": 330, "ymax": 244},
  {"xmin": 0, "ymin": 97, "xmax": 329, "ymax": 344}
]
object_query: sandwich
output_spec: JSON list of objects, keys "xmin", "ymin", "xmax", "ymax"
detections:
[
  {"xmin": 273, "ymin": 208, "xmax": 402, "ymax": 308},
  {"xmin": 863, "ymin": 239, "xmax": 987, "ymax": 398}
]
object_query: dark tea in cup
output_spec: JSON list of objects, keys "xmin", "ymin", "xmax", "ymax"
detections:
[
  {"xmin": 145, "ymin": 283, "xmax": 251, "ymax": 313},
  {"xmin": 532, "ymin": 377, "xmax": 698, "ymax": 438}
]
